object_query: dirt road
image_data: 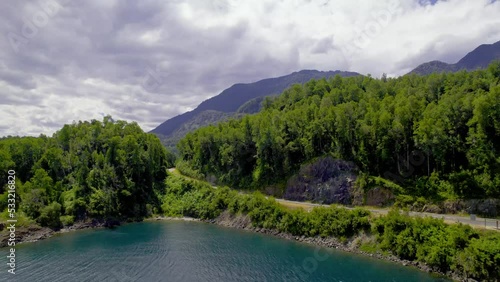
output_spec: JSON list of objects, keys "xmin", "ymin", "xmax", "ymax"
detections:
[
  {"xmin": 169, "ymin": 168, "xmax": 500, "ymax": 231},
  {"xmin": 276, "ymin": 199, "xmax": 500, "ymax": 231}
]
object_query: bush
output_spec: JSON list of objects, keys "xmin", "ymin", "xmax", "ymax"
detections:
[
  {"xmin": 362, "ymin": 176, "xmax": 404, "ymax": 194},
  {"xmin": 37, "ymin": 202, "xmax": 62, "ymax": 229},
  {"xmin": 456, "ymin": 235, "xmax": 500, "ymax": 280},
  {"xmin": 373, "ymin": 209, "xmax": 486, "ymax": 272},
  {"xmin": 394, "ymin": 195, "xmax": 415, "ymax": 208},
  {"xmin": 0, "ymin": 192, "xmax": 8, "ymax": 211},
  {"xmin": 60, "ymin": 215, "xmax": 74, "ymax": 226},
  {"xmin": 22, "ymin": 188, "xmax": 46, "ymax": 219},
  {"xmin": 160, "ymin": 174, "xmax": 500, "ymax": 281},
  {"xmin": 247, "ymin": 196, "xmax": 285, "ymax": 229},
  {"xmin": 175, "ymin": 160, "xmax": 205, "ymax": 180},
  {"xmin": 277, "ymin": 209, "xmax": 307, "ymax": 235},
  {"xmin": 162, "ymin": 175, "xmax": 231, "ymax": 220},
  {"xmin": 304, "ymin": 206, "xmax": 371, "ymax": 238},
  {"xmin": 162, "ymin": 174, "xmax": 371, "ymax": 238}
]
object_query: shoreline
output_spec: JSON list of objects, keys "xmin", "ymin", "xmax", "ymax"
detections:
[
  {"xmin": 145, "ymin": 216, "xmax": 201, "ymax": 222},
  {"xmin": 0, "ymin": 216, "xmax": 200, "ymax": 248},
  {"xmin": 153, "ymin": 213, "xmax": 464, "ymax": 281},
  {"xmin": 0, "ymin": 219, "xmax": 122, "ymax": 248},
  {"xmin": 205, "ymin": 211, "xmax": 463, "ymax": 281},
  {"xmin": 2, "ymin": 215, "xmax": 466, "ymax": 281}
]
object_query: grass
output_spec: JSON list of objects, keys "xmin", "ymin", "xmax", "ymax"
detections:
[{"xmin": 359, "ymin": 242, "xmax": 380, "ymax": 254}]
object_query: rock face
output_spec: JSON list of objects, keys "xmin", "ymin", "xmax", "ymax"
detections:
[
  {"xmin": 364, "ymin": 187, "xmax": 395, "ymax": 207},
  {"xmin": 0, "ymin": 219, "xmax": 124, "ymax": 248},
  {"xmin": 442, "ymin": 199, "xmax": 500, "ymax": 217},
  {"xmin": 421, "ymin": 204, "xmax": 442, "ymax": 214},
  {"xmin": 283, "ymin": 157, "xmax": 357, "ymax": 204},
  {"xmin": 213, "ymin": 210, "xmax": 252, "ymax": 229},
  {"xmin": 102, "ymin": 218, "xmax": 121, "ymax": 228},
  {"xmin": 0, "ymin": 225, "xmax": 54, "ymax": 248}
]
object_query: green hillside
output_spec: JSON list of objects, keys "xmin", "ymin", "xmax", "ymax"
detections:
[
  {"xmin": 157, "ymin": 110, "xmax": 244, "ymax": 152},
  {"xmin": 0, "ymin": 117, "xmax": 174, "ymax": 228},
  {"xmin": 178, "ymin": 62, "xmax": 500, "ymax": 204},
  {"xmin": 151, "ymin": 70, "xmax": 360, "ymax": 147}
]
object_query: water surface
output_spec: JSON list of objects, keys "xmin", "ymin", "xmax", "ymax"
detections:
[{"xmin": 1, "ymin": 221, "xmax": 448, "ymax": 281}]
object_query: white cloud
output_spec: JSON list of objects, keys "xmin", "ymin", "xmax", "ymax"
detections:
[{"xmin": 0, "ymin": 0, "xmax": 499, "ymax": 136}]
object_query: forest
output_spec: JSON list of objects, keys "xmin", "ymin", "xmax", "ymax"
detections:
[
  {"xmin": 0, "ymin": 117, "xmax": 174, "ymax": 228},
  {"xmin": 178, "ymin": 62, "xmax": 500, "ymax": 202}
]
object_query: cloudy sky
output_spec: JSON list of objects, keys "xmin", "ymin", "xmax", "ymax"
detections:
[{"xmin": 1, "ymin": 0, "xmax": 499, "ymax": 137}]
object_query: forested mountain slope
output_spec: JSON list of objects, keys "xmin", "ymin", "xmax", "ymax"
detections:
[
  {"xmin": 157, "ymin": 110, "xmax": 244, "ymax": 150},
  {"xmin": 151, "ymin": 70, "xmax": 359, "ymax": 150},
  {"xmin": 178, "ymin": 63, "xmax": 500, "ymax": 204}
]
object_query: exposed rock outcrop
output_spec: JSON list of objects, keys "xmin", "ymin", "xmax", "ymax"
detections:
[
  {"xmin": 364, "ymin": 187, "xmax": 395, "ymax": 207},
  {"xmin": 441, "ymin": 199, "xmax": 500, "ymax": 217},
  {"xmin": 284, "ymin": 157, "xmax": 357, "ymax": 204}
]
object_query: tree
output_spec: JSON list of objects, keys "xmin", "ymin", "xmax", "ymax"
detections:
[
  {"xmin": 37, "ymin": 202, "xmax": 62, "ymax": 229},
  {"xmin": 177, "ymin": 64, "xmax": 500, "ymax": 201}
]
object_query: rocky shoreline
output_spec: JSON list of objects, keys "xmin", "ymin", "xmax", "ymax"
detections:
[
  {"xmin": 1, "ymin": 214, "xmax": 473, "ymax": 281},
  {"xmin": 0, "ymin": 219, "xmax": 121, "ymax": 248},
  {"xmin": 204, "ymin": 211, "xmax": 471, "ymax": 282},
  {"xmin": 0, "ymin": 216, "xmax": 201, "ymax": 248}
]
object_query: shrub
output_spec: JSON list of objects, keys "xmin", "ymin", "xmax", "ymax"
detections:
[
  {"xmin": 394, "ymin": 195, "xmax": 415, "ymax": 208},
  {"xmin": 175, "ymin": 160, "xmax": 205, "ymax": 180},
  {"xmin": 455, "ymin": 235, "xmax": 500, "ymax": 280},
  {"xmin": 373, "ymin": 209, "xmax": 488, "ymax": 273},
  {"xmin": 60, "ymin": 215, "xmax": 74, "ymax": 226},
  {"xmin": 160, "ymin": 174, "xmax": 500, "ymax": 281},
  {"xmin": 37, "ymin": 202, "xmax": 62, "ymax": 229}
]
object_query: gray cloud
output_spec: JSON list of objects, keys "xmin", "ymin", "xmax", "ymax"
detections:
[
  {"xmin": 0, "ymin": 0, "xmax": 499, "ymax": 136},
  {"xmin": 311, "ymin": 37, "xmax": 335, "ymax": 54},
  {"xmin": 0, "ymin": 68, "xmax": 36, "ymax": 90}
]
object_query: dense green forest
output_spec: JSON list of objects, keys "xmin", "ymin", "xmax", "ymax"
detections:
[
  {"xmin": 162, "ymin": 173, "xmax": 500, "ymax": 281},
  {"xmin": 178, "ymin": 62, "xmax": 500, "ymax": 202},
  {"xmin": 0, "ymin": 117, "xmax": 174, "ymax": 228}
]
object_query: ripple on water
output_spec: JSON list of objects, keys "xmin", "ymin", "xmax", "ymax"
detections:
[{"xmin": 1, "ymin": 221, "xmax": 449, "ymax": 282}]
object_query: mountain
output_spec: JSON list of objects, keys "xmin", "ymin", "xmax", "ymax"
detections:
[
  {"xmin": 409, "ymin": 40, "xmax": 500, "ymax": 75},
  {"xmin": 158, "ymin": 110, "xmax": 244, "ymax": 149},
  {"xmin": 151, "ymin": 70, "xmax": 360, "ymax": 149}
]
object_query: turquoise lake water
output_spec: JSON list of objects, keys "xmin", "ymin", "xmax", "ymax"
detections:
[{"xmin": 1, "ymin": 221, "xmax": 449, "ymax": 282}]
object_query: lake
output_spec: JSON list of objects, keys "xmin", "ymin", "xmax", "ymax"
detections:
[{"xmin": 1, "ymin": 221, "xmax": 449, "ymax": 281}]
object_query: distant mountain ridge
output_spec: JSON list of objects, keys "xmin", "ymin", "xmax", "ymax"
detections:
[
  {"xmin": 154, "ymin": 40, "xmax": 500, "ymax": 150},
  {"xmin": 409, "ymin": 40, "xmax": 500, "ymax": 75},
  {"xmin": 151, "ymin": 70, "xmax": 360, "ymax": 149}
]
